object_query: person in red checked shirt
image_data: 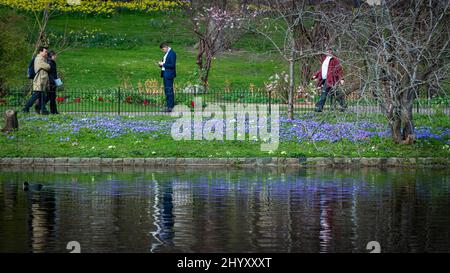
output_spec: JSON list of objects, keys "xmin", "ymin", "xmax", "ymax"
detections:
[{"xmin": 312, "ymin": 48, "xmax": 346, "ymax": 112}]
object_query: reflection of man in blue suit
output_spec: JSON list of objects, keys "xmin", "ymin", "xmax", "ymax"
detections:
[
  {"xmin": 158, "ymin": 43, "xmax": 176, "ymax": 112},
  {"xmin": 150, "ymin": 179, "xmax": 175, "ymax": 253}
]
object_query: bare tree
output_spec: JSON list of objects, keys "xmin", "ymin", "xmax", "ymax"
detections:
[
  {"xmin": 186, "ymin": 0, "xmax": 246, "ymax": 88},
  {"xmin": 242, "ymin": 0, "xmax": 304, "ymax": 119},
  {"xmin": 242, "ymin": 0, "xmax": 360, "ymax": 118},
  {"xmin": 291, "ymin": 2, "xmax": 334, "ymax": 106},
  {"xmin": 31, "ymin": 3, "xmax": 51, "ymax": 53},
  {"xmin": 331, "ymin": 0, "xmax": 450, "ymax": 143},
  {"xmin": 30, "ymin": 2, "xmax": 76, "ymax": 57},
  {"xmin": 248, "ymin": 0, "xmax": 448, "ymax": 143},
  {"xmin": 319, "ymin": 0, "xmax": 449, "ymax": 143}
]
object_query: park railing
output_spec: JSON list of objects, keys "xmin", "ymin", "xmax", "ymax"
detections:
[{"xmin": 0, "ymin": 87, "xmax": 449, "ymax": 116}]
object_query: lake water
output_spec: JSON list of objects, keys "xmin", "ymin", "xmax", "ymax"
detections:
[{"xmin": 0, "ymin": 167, "xmax": 449, "ymax": 253}]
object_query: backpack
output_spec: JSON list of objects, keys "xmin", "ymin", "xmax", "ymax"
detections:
[{"xmin": 27, "ymin": 57, "xmax": 36, "ymax": 79}]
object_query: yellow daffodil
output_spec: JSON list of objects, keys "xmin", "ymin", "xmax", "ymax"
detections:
[{"xmin": 0, "ymin": 0, "xmax": 189, "ymax": 14}]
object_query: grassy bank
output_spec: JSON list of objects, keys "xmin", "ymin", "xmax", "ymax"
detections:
[{"xmin": 1, "ymin": 112, "xmax": 449, "ymax": 158}]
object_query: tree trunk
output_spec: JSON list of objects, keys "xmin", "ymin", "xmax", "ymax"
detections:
[
  {"xmin": 202, "ymin": 53, "xmax": 212, "ymax": 89},
  {"xmin": 195, "ymin": 39, "xmax": 212, "ymax": 90},
  {"xmin": 298, "ymin": 57, "xmax": 314, "ymax": 100},
  {"xmin": 287, "ymin": 55, "xmax": 295, "ymax": 119},
  {"xmin": 389, "ymin": 91, "xmax": 415, "ymax": 144},
  {"xmin": 2, "ymin": 109, "xmax": 19, "ymax": 133},
  {"xmin": 400, "ymin": 91, "xmax": 415, "ymax": 144},
  {"xmin": 387, "ymin": 91, "xmax": 402, "ymax": 143},
  {"xmin": 196, "ymin": 39, "xmax": 205, "ymax": 72},
  {"xmin": 390, "ymin": 113, "xmax": 403, "ymax": 144},
  {"xmin": 299, "ymin": 60, "xmax": 311, "ymax": 85},
  {"xmin": 209, "ymin": 19, "xmax": 224, "ymax": 53}
]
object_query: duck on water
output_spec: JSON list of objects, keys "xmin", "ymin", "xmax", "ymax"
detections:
[{"xmin": 22, "ymin": 182, "xmax": 43, "ymax": 191}]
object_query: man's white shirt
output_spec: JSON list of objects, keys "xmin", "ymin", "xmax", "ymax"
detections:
[
  {"xmin": 321, "ymin": 55, "xmax": 332, "ymax": 79},
  {"xmin": 161, "ymin": 47, "xmax": 171, "ymax": 71}
]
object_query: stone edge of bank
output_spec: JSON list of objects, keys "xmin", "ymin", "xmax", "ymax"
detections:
[{"xmin": 0, "ymin": 157, "xmax": 448, "ymax": 168}]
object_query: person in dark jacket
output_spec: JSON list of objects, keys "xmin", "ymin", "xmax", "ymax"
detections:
[
  {"xmin": 312, "ymin": 48, "xmax": 346, "ymax": 112},
  {"xmin": 45, "ymin": 50, "xmax": 59, "ymax": 114},
  {"xmin": 158, "ymin": 43, "xmax": 176, "ymax": 112}
]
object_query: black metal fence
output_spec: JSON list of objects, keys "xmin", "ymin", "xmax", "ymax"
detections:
[{"xmin": 1, "ymin": 87, "xmax": 449, "ymax": 115}]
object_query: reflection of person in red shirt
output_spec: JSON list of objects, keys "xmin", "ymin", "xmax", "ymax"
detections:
[{"xmin": 312, "ymin": 49, "xmax": 346, "ymax": 112}]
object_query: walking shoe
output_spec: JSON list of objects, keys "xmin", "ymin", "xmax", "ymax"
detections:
[
  {"xmin": 314, "ymin": 108, "xmax": 323, "ymax": 112},
  {"xmin": 40, "ymin": 110, "xmax": 50, "ymax": 115}
]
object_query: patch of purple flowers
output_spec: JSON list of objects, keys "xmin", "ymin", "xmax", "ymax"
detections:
[
  {"xmin": 17, "ymin": 114, "xmax": 449, "ymax": 143},
  {"xmin": 279, "ymin": 117, "xmax": 390, "ymax": 142},
  {"xmin": 47, "ymin": 116, "xmax": 173, "ymax": 138},
  {"xmin": 415, "ymin": 127, "xmax": 450, "ymax": 140}
]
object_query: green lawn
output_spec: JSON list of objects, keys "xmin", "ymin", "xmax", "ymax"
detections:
[
  {"xmin": 2, "ymin": 10, "xmax": 283, "ymax": 91},
  {"xmin": 55, "ymin": 46, "xmax": 281, "ymax": 91}
]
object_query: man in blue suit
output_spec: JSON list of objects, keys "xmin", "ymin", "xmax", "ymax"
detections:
[{"xmin": 158, "ymin": 43, "xmax": 176, "ymax": 112}]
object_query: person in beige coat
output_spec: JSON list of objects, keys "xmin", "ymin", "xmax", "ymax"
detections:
[{"xmin": 22, "ymin": 46, "xmax": 50, "ymax": 114}]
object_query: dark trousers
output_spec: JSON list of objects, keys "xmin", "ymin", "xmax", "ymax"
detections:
[
  {"xmin": 315, "ymin": 80, "xmax": 346, "ymax": 111},
  {"xmin": 45, "ymin": 90, "xmax": 58, "ymax": 114},
  {"xmin": 163, "ymin": 77, "xmax": 175, "ymax": 109},
  {"xmin": 23, "ymin": 91, "xmax": 47, "ymax": 113}
]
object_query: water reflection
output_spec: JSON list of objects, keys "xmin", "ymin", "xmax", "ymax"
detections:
[
  {"xmin": 27, "ymin": 187, "xmax": 56, "ymax": 253},
  {"xmin": 0, "ymin": 167, "xmax": 449, "ymax": 253},
  {"xmin": 151, "ymin": 177, "xmax": 175, "ymax": 252}
]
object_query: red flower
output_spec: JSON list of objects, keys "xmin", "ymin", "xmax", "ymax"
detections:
[
  {"xmin": 74, "ymin": 98, "xmax": 81, "ymax": 103},
  {"xmin": 125, "ymin": 96, "xmax": 132, "ymax": 103},
  {"xmin": 56, "ymin": 97, "xmax": 65, "ymax": 102},
  {"xmin": 190, "ymin": 101, "xmax": 195, "ymax": 107},
  {"xmin": 143, "ymin": 99, "xmax": 149, "ymax": 106},
  {"xmin": 98, "ymin": 97, "xmax": 104, "ymax": 102}
]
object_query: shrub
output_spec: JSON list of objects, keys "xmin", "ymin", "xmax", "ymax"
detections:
[{"xmin": 0, "ymin": 10, "xmax": 29, "ymax": 94}]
